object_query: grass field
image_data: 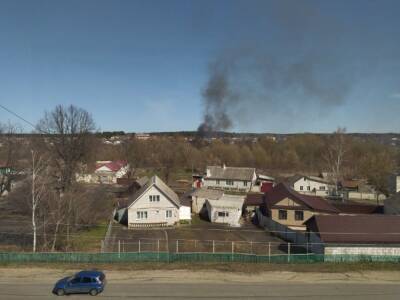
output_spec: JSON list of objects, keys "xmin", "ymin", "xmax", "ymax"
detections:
[{"xmin": 71, "ymin": 223, "xmax": 108, "ymax": 252}]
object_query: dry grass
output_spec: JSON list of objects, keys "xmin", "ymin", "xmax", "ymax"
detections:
[{"xmin": 1, "ymin": 261, "xmax": 400, "ymax": 273}]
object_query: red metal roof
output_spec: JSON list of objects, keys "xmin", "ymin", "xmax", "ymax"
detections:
[
  {"xmin": 305, "ymin": 214, "xmax": 400, "ymax": 244},
  {"xmin": 265, "ymin": 183, "xmax": 339, "ymax": 213},
  {"xmin": 95, "ymin": 160, "xmax": 128, "ymax": 172},
  {"xmin": 244, "ymin": 193, "xmax": 264, "ymax": 206}
]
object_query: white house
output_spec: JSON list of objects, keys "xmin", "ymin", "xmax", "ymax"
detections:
[
  {"xmin": 205, "ymin": 195, "xmax": 245, "ymax": 227},
  {"xmin": 76, "ymin": 160, "xmax": 129, "ymax": 184},
  {"xmin": 127, "ymin": 175, "xmax": 191, "ymax": 227},
  {"xmin": 289, "ymin": 175, "xmax": 334, "ymax": 197},
  {"xmin": 199, "ymin": 165, "xmax": 257, "ymax": 192}
]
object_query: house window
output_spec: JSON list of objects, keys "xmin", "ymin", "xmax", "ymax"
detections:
[
  {"xmin": 226, "ymin": 180, "xmax": 234, "ymax": 186},
  {"xmin": 300, "ymin": 186, "xmax": 303, "ymax": 191},
  {"xmin": 149, "ymin": 195, "xmax": 160, "ymax": 202},
  {"xmin": 218, "ymin": 211, "xmax": 229, "ymax": 217},
  {"xmin": 244, "ymin": 181, "xmax": 248, "ymax": 187},
  {"xmin": 216, "ymin": 180, "xmax": 220, "ymax": 185},
  {"xmin": 319, "ymin": 186, "xmax": 326, "ymax": 190},
  {"xmin": 166, "ymin": 210, "xmax": 172, "ymax": 218},
  {"xmin": 278, "ymin": 210, "xmax": 287, "ymax": 220},
  {"xmin": 307, "ymin": 186, "xmax": 311, "ymax": 191},
  {"xmin": 136, "ymin": 211, "xmax": 148, "ymax": 219},
  {"xmin": 295, "ymin": 211, "xmax": 304, "ymax": 221}
]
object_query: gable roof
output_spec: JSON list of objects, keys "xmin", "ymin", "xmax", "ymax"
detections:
[
  {"xmin": 288, "ymin": 174, "xmax": 331, "ymax": 186},
  {"xmin": 128, "ymin": 175, "xmax": 180, "ymax": 208},
  {"xmin": 95, "ymin": 160, "xmax": 128, "ymax": 172},
  {"xmin": 206, "ymin": 166, "xmax": 255, "ymax": 181},
  {"xmin": 305, "ymin": 214, "xmax": 400, "ymax": 244},
  {"xmin": 190, "ymin": 188, "xmax": 224, "ymax": 200},
  {"xmin": 136, "ymin": 176, "xmax": 149, "ymax": 187},
  {"xmin": 265, "ymin": 183, "xmax": 339, "ymax": 213},
  {"xmin": 207, "ymin": 195, "xmax": 245, "ymax": 210}
]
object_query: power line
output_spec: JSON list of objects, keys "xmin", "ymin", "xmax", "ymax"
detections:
[{"xmin": 0, "ymin": 103, "xmax": 37, "ymax": 130}]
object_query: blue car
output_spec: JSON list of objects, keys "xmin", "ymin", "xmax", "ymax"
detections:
[{"xmin": 52, "ymin": 270, "xmax": 106, "ymax": 296}]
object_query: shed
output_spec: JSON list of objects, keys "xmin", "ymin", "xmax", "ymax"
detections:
[{"xmin": 205, "ymin": 195, "xmax": 245, "ymax": 227}]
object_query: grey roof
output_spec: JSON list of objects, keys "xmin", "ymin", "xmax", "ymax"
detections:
[
  {"xmin": 288, "ymin": 174, "xmax": 331, "ymax": 186},
  {"xmin": 207, "ymin": 195, "xmax": 245, "ymax": 209},
  {"xmin": 206, "ymin": 166, "xmax": 255, "ymax": 181},
  {"xmin": 136, "ymin": 176, "xmax": 149, "ymax": 187},
  {"xmin": 190, "ymin": 188, "xmax": 224, "ymax": 200},
  {"xmin": 128, "ymin": 175, "xmax": 180, "ymax": 208}
]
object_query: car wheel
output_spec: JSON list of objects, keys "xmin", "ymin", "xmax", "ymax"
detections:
[
  {"xmin": 89, "ymin": 289, "xmax": 98, "ymax": 296},
  {"xmin": 56, "ymin": 289, "xmax": 65, "ymax": 296}
]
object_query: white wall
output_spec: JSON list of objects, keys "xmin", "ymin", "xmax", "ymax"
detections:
[
  {"xmin": 206, "ymin": 202, "xmax": 242, "ymax": 227},
  {"xmin": 191, "ymin": 196, "xmax": 208, "ymax": 213},
  {"xmin": 128, "ymin": 185, "xmax": 179, "ymax": 226},
  {"xmin": 203, "ymin": 178, "xmax": 254, "ymax": 192},
  {"xmin": 344, "ymin": 191, "xmax": 386, "ymax": 201},
  {"xmin": 325, "ymin": 246, "xmax": 400, "ymax": 256},
  {"xmin": 179, "ymin": 206, "xmax": 191, "ymax": 220},
  {"xmin": 293, "ymin": 177, "xmax": 331, "ymax": 196}
]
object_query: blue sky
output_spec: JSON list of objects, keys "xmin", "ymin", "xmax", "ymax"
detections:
[{"xmin": 0, "ymin": 0, "xmax": 399, "ymax": 133}]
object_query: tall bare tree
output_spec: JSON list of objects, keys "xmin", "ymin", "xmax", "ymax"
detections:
[
  {"xmin": 324, "ymin": 127, "xmax": 347, "ymax": 198},
  {"xmin": 30, "ymin": 150, "xmax": 47, "ymax": 252},
  {"xmin": 36, "ymin": 105, "xmax": 96, "ymax": 191}
]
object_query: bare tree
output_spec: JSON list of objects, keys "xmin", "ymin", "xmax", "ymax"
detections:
[
  {"xmin": 36, "ymin": 105, "xmax": 96, "ymax": 191},
  {"xmin": 30, "ymin": 150, "xmax": 47, "ymax": 252},
  {"xmin": 324, "ymin": 127, "xmax": 347, "ymax": 199}
]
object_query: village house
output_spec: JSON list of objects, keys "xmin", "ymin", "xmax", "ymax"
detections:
[
  {"xmin": 205, "ymin": 194, "xmax": 245, "ymax": 227},
  {"xmin": 288, "ymin": 174, "xmax": 334, "ymax": 197},
  {"xmin": 193, "ymin": 165, "xmax": 274, "ymax": 193},
  {"xmin": 305, "ymin": 214, "xmax": 400, "ymax": 256},
  {"xmin": 127, "ymin": 175, "xmax": 191, "ymax": 227},
  {"xmin": 76, "ymin": 160, "xmax": 129, "ymax": 184},
  {"xmin": 262, "ymin": 183, "xmax": 339, "ymax": 231}
]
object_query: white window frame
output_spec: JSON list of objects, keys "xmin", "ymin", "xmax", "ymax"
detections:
[
  {"xmin": 136, "ymin": 211, "xmax": 148, "ymax": 220},
  {"xmin": 166, "ymin": 210, "xmax": 172, "ymax": 218}
]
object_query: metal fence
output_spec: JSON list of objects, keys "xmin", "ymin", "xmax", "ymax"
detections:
[
  {"xmin": 2, "ymin": 252, "xmax": 400, "ymax": 264},
  {"xmin": 105, "ymin": 238, "xmax": 311, "ymax": 256}
]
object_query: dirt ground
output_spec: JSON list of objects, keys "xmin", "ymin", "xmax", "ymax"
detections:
[{"xmin": 106, "ymin": 218, "xmax": 295, "ymax": 255}]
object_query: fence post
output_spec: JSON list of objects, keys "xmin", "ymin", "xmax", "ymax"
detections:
[
  {"xmin": 157, "ymin": 239, "xmax": 160, "ymax": 261},
  {"xmin": 195, "ymin": 240, "xmax": 197, "ymax": 252},
  {"xmin": 101, "ymin": 240, "xmax": 104, "ymax": 253},
  {"xmin": 250, "ymin": 241, "xmax": 253, "ymax": 254},
  {"xmin": 122, "ymin": 240, "xmax": 125, "ymax": 253},
  {"xmin": 138, "ymin": 240, "xmax": 141, "ymax": 253},
  {"xmin": 231, "ymin": 241, "xmax": 234, "ymax": 261},
  {"xmin": 306, "ymin": 242, "xmax": 309, "ymax": 261},
  {"xmin": 176, "ymin": 240, "xmax": 179, "ymax": 253},
  {"xmin": 288, "ymin": 242, "xmax": 291, "ymax": 263},
  {"xmin": 268, "ymin": 242, "xmax": 271, "ymax": 263},
  {"xmin": 213, "ymin": 240, "xmax": 215, "ymax": 253},
  {"xmin": 118, "ymin": 240, "xmax": 120, "ymax": 258}
]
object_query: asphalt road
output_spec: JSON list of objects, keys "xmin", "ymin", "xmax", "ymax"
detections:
[{"xmin": 1, "ymin": 282, "xmax": 400, "ymax": 299}]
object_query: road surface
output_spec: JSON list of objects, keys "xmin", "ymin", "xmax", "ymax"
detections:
[{"xmin": 1, "ymin": 268, "xmax": 400, "ymax": 299}]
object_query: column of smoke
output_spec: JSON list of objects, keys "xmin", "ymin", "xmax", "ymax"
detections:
[{"xmin": 197, "ymin": 1, "xmax": 352, "ymax": 136}]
